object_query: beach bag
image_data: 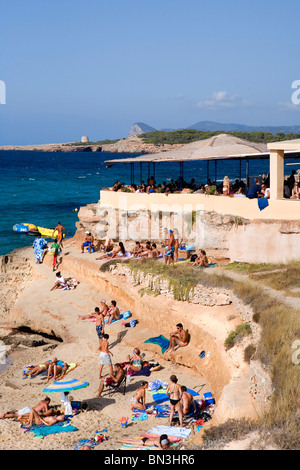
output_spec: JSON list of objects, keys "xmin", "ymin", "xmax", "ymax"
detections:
[
  {"xmin": 190, "ymin": 254, "xmax": 198, "ymax": 262},
  {"xmin": 122, "ymin": 310, "xmax": 131, "ymax": 320}
]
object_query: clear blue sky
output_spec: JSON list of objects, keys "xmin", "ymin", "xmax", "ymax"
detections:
[{"xmin": 1, "ymin": 0, "xmax": 300, "ymax": 145}]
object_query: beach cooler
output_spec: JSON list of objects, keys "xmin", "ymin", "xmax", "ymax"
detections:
[{"xmin": 203, "ymin": 392, "xmax": 215, "ymax": 406}]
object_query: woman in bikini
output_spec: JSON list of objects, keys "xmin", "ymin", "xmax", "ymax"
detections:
[
  {"xmin": 166, "ymin": 375, "xmax": 183, "ymax": 427},
  {"xmin": 130, "ymin": 381, "xmax": 148, "ymax": 411},
  {"xmin": 118, "ymin": 434, "xmax": 170, "ymax": 449},
  {"xmin": 124, "ymin": 347, "xmax": 143, "ymax": 373}
]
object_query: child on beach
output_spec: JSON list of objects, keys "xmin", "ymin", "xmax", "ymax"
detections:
[
  {"xmin": 99, "ymin": 334, "xmax": 113, "ymax": 379},
  {"xmin": 51, "ymin": 239, "xmax": 61, "ymax": 271}
]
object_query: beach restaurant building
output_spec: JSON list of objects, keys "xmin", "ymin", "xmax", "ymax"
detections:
[{"xmin": 102, "ymin": 134, "xmax": 300, "ymax": 222}]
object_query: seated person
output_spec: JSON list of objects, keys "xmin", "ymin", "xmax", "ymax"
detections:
[
  {"xmin": 99, "ymin": 236, "xmax": 114, "ymax": 253},
  {"xmin": 124, "ymin": 347, "xmax": 143, "ymax": 373},
  {"xmin": 50, "ymin": 272, "xmax": 67, "ymax": 291},
  {"xmin": 192, "ymin": 249, "xmax": 209, "ymax": 267},
  {"xmin": 139, "ymin": 241, "xmax": 152, "ymax": 258},
  {"xmin": 246, "ymin": 180, "xmax": 262, "ymax": 199},
  {"xmin": 234, "ymin": 187, "xmax": 246, "ymax": 197},
  {"xmin": 81, "ymin": 232, "xmax": 95, "ymax": 253},
  {"xmin": 130, "ymin": 381, "xmax": 148, "ymax": 411},
  {"xmin": 180, "ymin": 386, "xmax": 197, "ymax": 415},
  {"xmin": 150, "ymin": 243, "xmax": 159, "ymax": 259},
  {"xmin": 96, "ymin": 363, "xmax": 125, "ymax": 398},
  {"xmin": 165, "ymin": 323, "xmax": 189, "ymax": 355},
  {"xmin": 131, "ymin": 241, "xmax": 144, "ymax": 257},
  {"xmin": 106, "ymin": 300, "xmax": 120, "ymax": 324}
]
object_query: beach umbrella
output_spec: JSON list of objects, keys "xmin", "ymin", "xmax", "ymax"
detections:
[{"xmin": 42, "ymin": 378, "xmax": 89, "ymax": 393}]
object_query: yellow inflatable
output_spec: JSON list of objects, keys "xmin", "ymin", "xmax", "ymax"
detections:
[
  {"xmin": 23, "ymin": 223, "xmax": 38, "ymax": 232},
  {"xmin": 37, "ymin": 226, "xmax": 65, "ymax": 239}
]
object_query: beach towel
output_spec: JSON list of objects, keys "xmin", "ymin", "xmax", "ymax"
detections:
[
  {"xmin": 23, "ymin": 421, "xmax": 78, "ymax": 437},
  {"xmin": 74, "ymin": 439, "xmax": 99, "ymax": 450},
  {"xmin": 127, "ymin": 364, "xmax": 151, "ymax": 377},
  {"xmin": 144, "ymin": 335, "xmax": 170, "ymax": 354},
  {"xmin": 148, "ymin": 379, "xmax": 168, "ymax": 392},
  {"xmin": 147, "ymin": 425, "xmax": 191, "ymax": 439},
  {"xmin": 258, "ymin": 198, "xmax": 269, "ymax": 211},
  {"xmin": 138, "ymin": 432, "xmax": 182, "ymax": 443},
  {"xmin": 119, "ymin": 443, "xmax": 159, "ymax": 451},
  {"xmin": 56, "ymin": 363, "xmax": 78, "ymax": 380},
  {"xmin": 151, "ymin": 387, "xmax": 199, "ymax": 404}
]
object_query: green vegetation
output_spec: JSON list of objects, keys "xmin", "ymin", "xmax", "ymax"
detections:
[
  {"xmin": 100, "ymin": 258, "xmax": 300, "ymax": 448},
  {"xmin": 224, "ymin": 323, "xmax": 252, "ymax": 350},
  {"xmin": 63, "ymin": 138, "xmax": 121, "ymax": 146},
  {"xmin": 137, "ymin": 128, "xmax": 300, "ymax": 145},
  {"xmin": 225, "ymin": 261, "xmax": 300, "ymax": 296}
]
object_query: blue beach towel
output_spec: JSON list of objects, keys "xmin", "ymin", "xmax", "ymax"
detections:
[
  {"xmin": 258, "ymin": 198, "xmax": 269, "ymax": 211},
  {"xmin": 23, "ymin": 421, "xmax": 78, "ymax": 437},
  {"xmin": 152, "ymin": 388, "xmax": 199, "ymax": 404},
  {"xmin": 144, "ymin": 335, "xmax": 170, "ymax": 354}
]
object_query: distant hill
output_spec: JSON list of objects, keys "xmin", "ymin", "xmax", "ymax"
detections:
[
  {"xmin": 186, "ymin": 121, "xmax": 300, "ymax": 134},
  {"xmin": 128, "ymin": 122, "xmax": 157, "ymax": 136},
  {"xmin": 129, "ymin": 120, "xmax": 300, "ymax": 136}
]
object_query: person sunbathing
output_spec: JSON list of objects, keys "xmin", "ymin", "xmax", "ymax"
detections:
[
  {"xmin": 99, "ymin": 236, "xmax": 114, "ymax": 253},
  {"xmin": 106, "ymin": 300, "xmax": 120, "ymax": 324},
  {"xmin": 180, "ymin": 386, "xmax": 197, "ymax": 415},
  {"xmin": 165, "ymin": 323, "xmax": 189, "ymax": 355},
  {"xmin": 24, "ymin": 408, "xmax": 65, "ymax": 428},
  {"xmin": 131, "ymin": 241, "xmax": 144, "ymax": 258},
  {"xmin": 124, "ymin": 348, "xmax": 143, "ymax": 373},
  {"xmin": 130, "ymin": 381, "xmax": 148, "ymax": 411},
  {"xmin": 117, "ymin": 434, "xmax": 170, "ymax": 450},
  {"xmin": 192, "ymin": 249, "xmax": 209, "ymax": 267},
  {"xmin": 96, "ymin": 242, "xmax": 125, "ymax": 260},
  {"xmin": 50, "ymin": 272, "xmax": 67, "ymax": 291},
  {"xmin": 46, "ymin": 359, "xmax": 69, "ymax": 382},
  {"xmin": 0, "ymin": 397, "xmax": 52, "ymax": 420},
  {"xmin": 23, "ymin": 359, "xmax": 53, "ymax": 378}
]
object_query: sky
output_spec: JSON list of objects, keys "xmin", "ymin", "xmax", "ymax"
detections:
[{"xmin": 1, "ymin": 0, "xmax": 300, "ymax": 145}]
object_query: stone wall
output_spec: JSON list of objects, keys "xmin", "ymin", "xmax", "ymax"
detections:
[{"xmin": 109, "ymin": 262, "xmax": 232, "ymax": 306}]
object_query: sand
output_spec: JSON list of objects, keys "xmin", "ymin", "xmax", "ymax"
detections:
[{"xmin": 0, "ymin": 240, "xmax": 212, "ymax": 451}]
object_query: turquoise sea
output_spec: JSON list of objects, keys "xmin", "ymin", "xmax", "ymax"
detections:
[{"xmin": 0, "ymin": 149, "xmax": 297, "ymax": 257}]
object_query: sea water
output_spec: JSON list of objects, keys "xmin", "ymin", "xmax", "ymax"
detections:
[{"xmin": 0, "ymin": 149, "xmax": 296, "ymax": 257}]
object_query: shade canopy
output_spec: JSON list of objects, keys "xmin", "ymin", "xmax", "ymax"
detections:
[{"xmin": 42, "ymin": 378, "xmax": 89, "ymax": 393}]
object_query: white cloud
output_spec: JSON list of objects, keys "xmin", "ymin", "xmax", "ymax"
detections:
[{"xmin": 195, "ymin": 91, "xmax": 251, "ymax": 110}]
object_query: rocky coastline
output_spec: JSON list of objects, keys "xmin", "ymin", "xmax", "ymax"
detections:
[{"xmin": 0, "ymin": 136, "xmax": 184, "ymax": 154}]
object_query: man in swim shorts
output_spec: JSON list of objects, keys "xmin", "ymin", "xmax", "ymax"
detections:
[
  {"xmin": 164, "ymin": 229, "xmax": 175, "ymax": 265},
  {"xmin": 81, "ymin": 231, "xmax": 95, "ymax": 253},
  {"xmin": 165, "ymin": 323, "xmax": 189, "ymax": 355},
  {"xmin": 52, "ymin": 221, "xmax": 66, "ymax": 249},
  {"xmin": 99, "ymin": 334, "xmax": 113, "ymax": 378}
]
